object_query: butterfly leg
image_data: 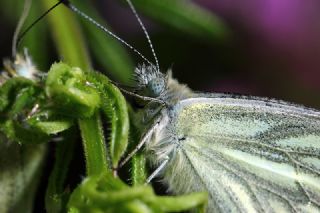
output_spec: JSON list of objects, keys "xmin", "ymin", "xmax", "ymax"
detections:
[
  {"xmin": 146, "ymin": 156, "xmax": 169, "ymax": 183},
  {"xmin": 118, "ymin": 87, "xmax": 167, "ymax": 106},
  {"xmin": 117, "ymin": 115, "xmax": 163, "ymax": 169}
]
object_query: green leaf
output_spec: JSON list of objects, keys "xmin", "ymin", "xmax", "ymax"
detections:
[
  {"xmin": 68, "ymin": 172, "xmax": 154, "ymax": 212},
  {"xmin": 1, "ymin": 120, "xmax": 49, "ymax": 144},
  {"xmin": 0, "ymin": 142, "xmax": 46, "ymax": 213},
  {"xmin": 0, "ymin": 77, "xmax": 49, "ymax": 144},
  {"xmin": 152, "ymin": 193, "xmax": 208, "ymax": 212},
  {"xmin": 21, "ymin": 0, "xmax": 49, "ymax": 70},
  {"xmin": 30, "ymin": 120, "xmax": 73, "ymax": 135},
  {"xmin": 87, "ymin": 71, "xmax": 129, "ymax": 168},
  {"xmin": 45, "ymin": 62, "xmax": 100, "ymax": 118},
  {"xmin": 131, "ymin": 0, "xmax": 230, "ymax": 41},
  {"xmin": 68, "ymin": 171, "xmax": 207, "ymax": 213},
  {"xmin": 0, "ymin": 77, "xmax": 38, "ymax": 113},
  {"xmin": 8, "ymin": 86, "xmax": 38, "ymax": 117},
  {"xmin": 40, "ymin": 0, "xmax": 91, "ymax": 71},
  {"xmin": 27, "ymin": 110, "xmax": 74, "ymax": 135}
]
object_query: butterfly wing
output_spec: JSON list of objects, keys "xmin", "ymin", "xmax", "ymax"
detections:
[{"xmin": 160, "ymin": 94, "xmax": 320, "ymax": 213}]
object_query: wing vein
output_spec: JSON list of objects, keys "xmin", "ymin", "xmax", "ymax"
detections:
[
  {"xmin": 181, "ymin": 148, "xmax": 231, "ymax": 212},
  {"xmin": 191, "ymin": 134, "xmax": 320, "ymax": 176},
  {"xmin": 189, "ymin": 143, "xmax": 301, "ymax": 212}
]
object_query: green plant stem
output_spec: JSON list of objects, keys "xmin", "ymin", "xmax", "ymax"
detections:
[
  {"xmin": 79, "ymin": 113, "xmax": 108, "ymax": 175},
  {"xmin": 128, "ymin": 106, "xmax": 147, "ymax": 185},
  {"xmin": 131, "ymin": 153, "xmax": 147, "ymax": 186},
  {"xmin": 87, "ymin": 72, "xmax": 129, "ymax": 168},
  {"xmin": 45, "ymin": 128, "xmax": 76, "ymax": 213}
]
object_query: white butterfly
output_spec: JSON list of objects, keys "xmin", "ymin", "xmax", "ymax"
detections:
[{"xmin": 132, "ymin": 66, "xmax": 320, "ymax": 212}]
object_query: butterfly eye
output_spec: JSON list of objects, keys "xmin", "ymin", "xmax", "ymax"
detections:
[
  {"xmin": 146, "ymin": 77, "xmax": 166, "ymax": 97},
  {"xmin": 134, "ymin": 64, "xmax": 167, "ymax": 98}
]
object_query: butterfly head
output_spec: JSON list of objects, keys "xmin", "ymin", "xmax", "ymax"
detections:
[{"xmin": 134, "ymin": 64, "xmax": 168, "ymax": 98}]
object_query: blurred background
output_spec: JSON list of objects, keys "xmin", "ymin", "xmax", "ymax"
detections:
[{"xmin": 1, "ymin": 0, "xmax": 319, "ymax": 107}]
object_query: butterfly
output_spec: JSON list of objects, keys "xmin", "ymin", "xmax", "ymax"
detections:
[
  {"xmin": 132, "ymin": 65, "xmax": 320, "ymax": 212},
  {"xmin": 56, "ymin": 0, "xmax": 320, "ymax": 212}
]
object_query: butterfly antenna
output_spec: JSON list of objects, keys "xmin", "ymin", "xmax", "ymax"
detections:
[
  {"xmin": 61, "ymin": 0, "xmax": 154, "ymax": 67},
  {"xmin": 12, "ymin": 0, "xmax": 32, "ymax": 58},
  {"xmin": 125, "ymin": 0, "xmax": 160, "ymax": 72},
  {"xmin": 16, "ymin": 0, "xmax": 66, "ymax": 53}
]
